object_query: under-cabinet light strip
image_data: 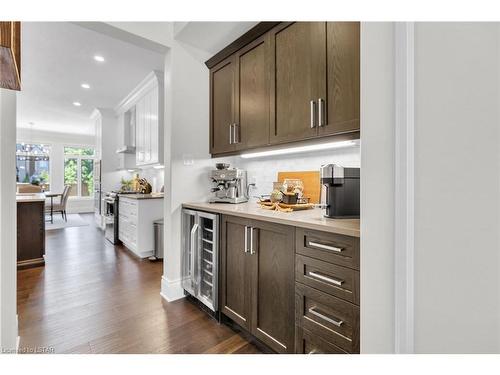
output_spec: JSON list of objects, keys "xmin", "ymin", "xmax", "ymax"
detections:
[{"xmin": 240, "ymin": 140, "xmax": 359, "ymax": 159}]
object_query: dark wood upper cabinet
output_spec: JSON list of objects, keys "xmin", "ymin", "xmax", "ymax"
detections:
[
  {"xmin": 0, "ymin": 21, "xmax": 21, "ymax": 91},
  {"xmin": 249, "ymin": 221, "xmax": 295, "ymax": 353},
  {"xmin": 269, "ymin": 22, "xmax": 326, "ymax": 144},
  {"xmin": 207, "ymin": 22, "xmax": 360, "ymax": 156},
  {"xmin": 210, "ymin": 57, "xmax": 236, "ymax": 155},
  {"xmin": 220, "ymin": 215, "xmax": 252, "ymax": 329},
  {"xmin": 234, "ymin": 34, "xmax": 271, "ymax": 150},
  {"xmin": 322, "ymin": 22, "xmax": 360, "ymax": 136}
]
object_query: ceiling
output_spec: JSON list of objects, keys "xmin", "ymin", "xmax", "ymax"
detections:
[{"xmin": 17, "ymin": 22, "xmax": 164, "ymax": 136}]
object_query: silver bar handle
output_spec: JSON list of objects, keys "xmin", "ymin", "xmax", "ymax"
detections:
[
  {"xmin": 250, "ymin": 227, "xmax": 255, "ymax": 255},
  {"xmin": 229, "ymin": 124, "xmax": 233, "ymax": 144},
  {"xmin": 190, "ymin": 223, "xmax": 199, "ymax": 279},
  {"xmin": 308, "ymin": 271, "xmax": 344, "ymax": 287},
  {"xmin": 309, "ymin": 307, "xmax": 343, "ymax": 327},
  {"xmin": 310, "ymin": 100, "xmax": 316, "ymax": 128},
  {"xmin": 318, "ymin": 98, "xmax": 325, "ymax": 127},
  {"xmin": 233, "ymin": 123, "xmax": 238, "ymax": 144},
  {"xmin": 308, "ymin": 241, "xmax": 343, "ymax": 253},
  {"xmin": 244, "ymin": 225, "xmax": 249, "ymax": 253}
]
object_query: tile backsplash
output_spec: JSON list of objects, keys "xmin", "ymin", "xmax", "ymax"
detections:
[{"xmin": 228, "ymin": 145, "xmax": 361, "ymax": 199}]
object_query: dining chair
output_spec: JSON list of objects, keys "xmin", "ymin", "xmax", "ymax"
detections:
[{"xmin": 48, "ymin": 185, "xmax": 72, "ymax": 222}]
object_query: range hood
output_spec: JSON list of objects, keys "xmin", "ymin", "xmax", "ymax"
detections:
[{"xmin": 116, "ymin": 145, "xmax": 136, "ymax": 154}]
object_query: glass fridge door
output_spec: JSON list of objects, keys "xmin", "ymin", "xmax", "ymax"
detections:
[
  {"xmin": 196, "ymin": 212, "xmax": 219, "ymax": 311},
  {"xmin": 181, "ymin": 209, "xmax": 198, "ymax": 296}
]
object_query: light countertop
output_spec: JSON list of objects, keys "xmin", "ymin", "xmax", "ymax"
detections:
[
  {"xmin": 16, "ymin": 193, "xmax": 46, "ymax": 203},
  {"xmin": 182, "ymin": 201, "xmax": 360, "ymax": 238},
  {"xmin": 119, "ymin": 193, "xmax": 164, "ymax": 200}
]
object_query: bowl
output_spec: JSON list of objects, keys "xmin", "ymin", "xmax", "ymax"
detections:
[{"xmin": 215, "ymin": 163, "xmax": 230, "ymax": 170}]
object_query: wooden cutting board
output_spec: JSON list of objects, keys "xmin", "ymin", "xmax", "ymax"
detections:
[{"xmin": 277, "ymin": 171, "xmax": 321, "ymax": 204}]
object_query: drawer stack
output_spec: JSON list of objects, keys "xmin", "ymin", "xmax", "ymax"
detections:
[
  {"xmin": 294, "ymin": 228, "xmax": 360, "ymax": 354},
  {"xmin": 118, "ymin": 198, "xmax": 138, "ymax": 250}
]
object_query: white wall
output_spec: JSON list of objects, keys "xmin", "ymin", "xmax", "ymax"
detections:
[
  {"xmin": 360, "ymin": 22, "xmax": 396, "ymax": 353},
  {"xmin": 413, "ymin": 22, "xmax": 500, "ymax": 353},
  {"xmin": 0, "ymin": 89, "xmax": 18, "ymax": 352}
]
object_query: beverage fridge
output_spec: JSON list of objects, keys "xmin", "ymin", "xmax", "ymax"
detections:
[{"xmin": 181, "ymin": 209, "xmax": 219, "ymax": 312}]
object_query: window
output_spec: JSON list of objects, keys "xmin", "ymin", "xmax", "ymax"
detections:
[
  {"xmin": 16, "ymin": 143, "xmax": 51, "ymax": 191},
  {"xmin": 64, "ymin": 146, "xmax": 95, "ymax": 197}
]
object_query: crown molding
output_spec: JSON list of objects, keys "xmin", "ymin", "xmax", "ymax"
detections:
[{"xmin": 114, "ymin": 70, "xmax": 164, "ymax": 115}]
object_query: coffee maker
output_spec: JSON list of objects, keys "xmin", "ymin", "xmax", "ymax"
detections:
[
  {"xmin": 209, "ymin": 166, "xmax": 248, "ymax": 204},
  {"xmin": 320, "ymin": 164, "xmax": 360, "ymax": 219}
]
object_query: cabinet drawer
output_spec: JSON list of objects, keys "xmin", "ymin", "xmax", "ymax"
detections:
[
  {"xmin": 296, "ymin": 283, "xmax": 359, "ymax": 353},
  {"xmin": 296, "ymin": 228, "xmax": 359, "ymax": 270},
  {"xmin": 296, "ymin": 254, "xmax": 359, "ymax": 305},
  {"xmin": 295, "ymin": 326, "xmax": 347, "ymax": 354}
]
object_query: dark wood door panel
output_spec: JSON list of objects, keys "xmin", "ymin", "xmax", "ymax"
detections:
[
  {"xmin": 296, "ymin": 228, "xmax": 360, "ymax": 270},
  {"xmin": 250, "ymin": 220, "xmax": 295, "ymax": 353},
  {"xmin": 270, "ymin": 22, "xmax": 326, "ymax": 143},
  {"xmin": 296, "ymin": 254, "xmax": 360, "ymax": 305},
  {"xmin": 322, "ymin": 22, "xmax": 360, "ymax": 136},
  {"xmin": 295, "ymin": 326, "xmax": 347, "ymax": 354},
  {"xmin": 220, "ymin": 215, "xmax": 251, "ymax": 329},
  {"xmin": 211, "ymin": 57, "xmax": 236, "ymax": 154},
  {"xmin": 235, "ymin": 35, "xmax": 270, "ymax": 150},
  {"xmin": 296, "ymin": 283, "xmax": 359, "ymax": 353}
]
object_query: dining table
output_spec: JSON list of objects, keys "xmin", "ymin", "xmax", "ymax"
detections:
[{"xmin": 44, "ymin": 191, "xmax": 62, "ymax": 224}]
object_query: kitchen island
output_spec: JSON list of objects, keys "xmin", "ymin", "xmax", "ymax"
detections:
[{"xmin": 17, "ymin": 193, "xmax": 46, "ymax": 269}]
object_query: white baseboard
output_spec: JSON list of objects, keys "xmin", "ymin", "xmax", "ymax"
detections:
[
  {"xmin": 16, "ymin": 336, "xmax": 20, "ymax": 353},
  {"xmin": 160, "ymin": 276, "xmax": 185, "ymax": 302}
]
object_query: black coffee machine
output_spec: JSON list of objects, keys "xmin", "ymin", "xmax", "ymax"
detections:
[{"xmin": 320, "ymin": 164, "xmax": 360, "ymax": 219}]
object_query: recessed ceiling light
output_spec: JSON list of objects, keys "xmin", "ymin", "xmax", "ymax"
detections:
[
  {"xmin": 28, "ymin": 121, "xmax": 35, "ymax": 126},
  {"xmin": 81, "ymin": 83, "xmax": 90, "ymax": 89},
  {"xmin": 93, "ymin": 55, "xmax": 105, "ymax": 62},
  {"xmin": 73, "ymin": 102, "xmax": 81, "ymax": 107}
]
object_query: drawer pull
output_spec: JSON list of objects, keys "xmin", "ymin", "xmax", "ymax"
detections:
[
  {"xmin": 308, "ymin": 241, "xmax": 343, "ymax": 253},
  {"xmin": 309, "ymin": 307, "xmax": 343, "ymax": 327},
  {"xmin": 308, "ymin": 271, "xmax": 344, "ymax": 287}
]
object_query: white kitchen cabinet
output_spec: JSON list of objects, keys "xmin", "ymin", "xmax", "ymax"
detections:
[
  {"xmin": 118, "ymin": 196, "xmax": 164, "ymax": 258},
  {"xmin": 134, "ymin": 74, "xmax": 163, "ymax": 167},
  {"xmin": 115, "ymin": 71, "xmax": 164, "ymax": 168}
]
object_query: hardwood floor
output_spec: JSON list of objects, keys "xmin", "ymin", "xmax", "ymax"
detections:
[{"xmin": 17, "ymin": 213, "xmax": 262, "ymax": 354}]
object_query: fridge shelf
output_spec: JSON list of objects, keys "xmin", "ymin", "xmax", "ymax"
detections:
[
  {"xmin": 203, "ymin": 228, "xmax": 213, "ymax": 233},
  {"xmin": 203, "ymin": 247, "xmax": 213, "ymax": 254},
  {"xmin": 203, "ymin": 258, "xmax": 213, "ymax": 265},
  {"xmin": 203, "ymin": 269, "xmax": 213, "ymax": 277},
  {"xmin": 202, "ymin": 238, "xmax": 213, "ymax": 244},
  {"xmin": 202, "ymin": 279, "xmax": 213, "ymax": 287}
]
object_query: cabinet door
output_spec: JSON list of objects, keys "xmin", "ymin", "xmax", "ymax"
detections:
[
  {"xmin": 220, "ymin": 215, "xmax": 252, "ymax": 330},
  {"xmin": 249, "ymin": 220, "xmax": 295, "ymax": 353},
  {"xmin": 150, "ymin": 85, "xmax": 159, "ymax": 164},
  {"xmin": 321, "ymin": 22, "xmax": 360, "ymax": 136},
  {"xmin": 135, "ymin": 98, "xmax": 145, "ymax": 164},
  {"xmin": 270, "ymin": 22, "xmax": 326, "ymax": 143},
  {"xmin": 210, "ymin": 57, "xmax": 236, "ymax": 154},
  {"xmin": 234, "ymin": 34, "xmax": 271, "ymax": 150},
  {"xmin": 144, "ymin": 89, "xmax": 152, "ymax": 163}
]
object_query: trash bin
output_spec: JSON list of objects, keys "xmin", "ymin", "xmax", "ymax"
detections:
[{"xmin": 151, "ymin": 219, "xmax": 164, "ymax": 260}]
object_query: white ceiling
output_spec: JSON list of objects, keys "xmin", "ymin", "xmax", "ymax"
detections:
[{"xmin": 17, "ymin": 22, "xmax": 164, "ymax": 136}]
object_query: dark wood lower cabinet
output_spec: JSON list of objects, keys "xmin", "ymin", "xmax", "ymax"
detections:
[
  {"xmin": 220, "ymin": 215, "xmax": 295, "ymax": 353},
  {"xmin": 250, "ymin": 221, "xmax": 295, "ymax": 353},
  {"xmin": 220, "ymin": 215, "xmax": 360, "ymax": 354},
  {"xmin": 17, "ymin": 201, "xmax": 45, "ymax": 269},
  {"xmin": 220, "ymin": 215, "xmax": 252, "ymax": 329}
]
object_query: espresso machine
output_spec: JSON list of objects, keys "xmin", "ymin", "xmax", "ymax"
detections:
[
  {"xmin": 209, "ymin": 164, "xmax": 248, "ymax": 204},
  {"xmin": 320, "ymin": 164, "xmax": 360, "ymax": 219}
]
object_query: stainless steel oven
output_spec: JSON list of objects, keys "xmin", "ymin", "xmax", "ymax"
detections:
[{"xmin": 104, "ymin": 192, "xmax": 119, "ymax": 244}]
